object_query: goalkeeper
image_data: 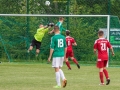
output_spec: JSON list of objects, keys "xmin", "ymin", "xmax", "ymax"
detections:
[
  {"xmin": 27, "ymin": 23, "xmax": 54, "ymax": 56},
  {"xmin": 49, "ymin": 17, "xmax": 66, "ymax": 34}
]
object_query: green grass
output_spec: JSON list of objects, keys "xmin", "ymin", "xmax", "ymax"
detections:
[{"xmin": 0, "ymin": 62, "xmax": 120, "ymax": 90}]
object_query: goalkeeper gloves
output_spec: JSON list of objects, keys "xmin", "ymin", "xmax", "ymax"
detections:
[{"xmin": 48, "ymin": 23, "xmax": 54, "ymax": 27}]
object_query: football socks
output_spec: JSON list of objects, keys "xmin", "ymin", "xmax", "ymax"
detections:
[
  {"xmin": 99, "ymin": 72, "xmax": 104, "ymax": 83},
  {"xmin": 66, "ymin": 61, "xmax": 71, "ymax": 69},
  {"xmin": 55, "ymin": 72, "xmax": 61, "ymax": 86},
  {"xmin": 59, "ymin": 69, "xmax": 66, "ymax": 80},
  {"xmin": 103, "ymin": 69, "xmax": 109, "ymax": 79},
  {"xmin": 72, "ymin": 58, "xmax": 78, "ymax": 64}
]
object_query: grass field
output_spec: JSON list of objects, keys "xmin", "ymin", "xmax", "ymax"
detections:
[{"xmin": 0, "ymin": 62, "xmax": 120, "ymax": 90}]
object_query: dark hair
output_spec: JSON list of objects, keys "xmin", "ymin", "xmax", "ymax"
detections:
[
  {"xmin": 59, "ymin": 17, "xmax": 64, "ymax": 20},
  {"xmin": 98, "ymin": 30, "xmax": 104, "ymax": 36},
  {"xmin": 66, "ymin": 30, "xmax": 70, "ymax": 36},
  {"xmin": 54, "ymin": 26, "xmax": 59, "ymax": 31}
]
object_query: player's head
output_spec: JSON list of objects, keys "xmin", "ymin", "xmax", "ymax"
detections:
[
  {"xmin": 39, "ymin": 24, "xmax": 44, "ymax": 28},
  {"xmin": 59, "ymin": 17, "xmax": 64, "ymax": 22},
  {"xmin": 66, "ymin": 30, "xmax": 70, "ymax": 36},
  {"xmin": 98, "ymin": 30, "xmax": 104, "ymax": 37},
  {"xmin": 54, "ymin": 26, "xmax": 60, "ymax": 33}
]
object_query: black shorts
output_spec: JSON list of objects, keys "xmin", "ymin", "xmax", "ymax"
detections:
[{"xmin": 30, "ymin": 38, "xmax": 41, "ymax": 49}]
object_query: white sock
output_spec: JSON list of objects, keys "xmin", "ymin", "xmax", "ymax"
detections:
[
  {"xmin": 59, "ymin": 69, "xmax": 66, "ymax": 80},
  {"xmin": 55, "ymin": 72, "xmax": 61, "ymax": 86}
]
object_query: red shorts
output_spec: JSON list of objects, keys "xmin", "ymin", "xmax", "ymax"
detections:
[
  {"xmin": 96, "ymin": 60, "xmax": 108, "ymax": 68},
  {"xmin": 66, "ymin": 50, "xmax": 74, "ymax": 58}
]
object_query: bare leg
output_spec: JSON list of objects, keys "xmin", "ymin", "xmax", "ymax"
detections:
[
  {"xmin": 28, "ymin": 46, "xmax": 33, "ymax": 53},
  {"xmin": 36, "ymin": 49, "xmax": 40, "ymax": 57}
]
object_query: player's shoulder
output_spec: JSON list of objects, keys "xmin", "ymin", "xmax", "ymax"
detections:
[
  {"xmin": 60, "ymin": 34, "xmax": 65, "ymax": 38},
  {"xmin": 98, "ymin": 38, "xmax": 108, "ymax": 41},
  {"xmin": 95, "ymin": 38, "xmax": 108, "ymax": 43},
  {"xmin": 94, "ymin": 38, "xmax": 100, "ymax": 44},
  {"xmin": 53, "ymin": 34, "xmax": 64, "ymax": 38},
  {"xmin": 51, "ymin": 34, "xmax": 57, "ymax": 39},
  {"xmin": 38, "ymin": 27, "xmax": 44, "ymax": 30},
  {"xmin": 95, "ymin": 38, "xmax": 100, "ymax": 41},
  {"xmin": 66, "ymin": 36, "xmax": 74, "ymax": 38}
]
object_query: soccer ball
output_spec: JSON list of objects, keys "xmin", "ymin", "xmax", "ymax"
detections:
[{"xmin": 45, "ymin": 1, "xmax": 50, "ymax": 6}]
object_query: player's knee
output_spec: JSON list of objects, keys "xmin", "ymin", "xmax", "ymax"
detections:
[
  {"xmin": 55, "ymin": 68, "xmax": 59, "ymax": 72},
  {"xmin": 29, "ymin": 46, "xmax": 33, "ymax": 50},
  {"xmin": 99, "ymin": 68, "xmax": 103, "ymax": 72},
  {"xmin": 103, "ymin": 67, "xmax": 106, "ymax": 70},
  {"xmin": 70, "ymin": 57, "xmax": 74, "ymax": 60},
  {"xmin": 65, "ymin": 59, "xmax": 68, "ymax": 62},
  {"xmin": 36, "ymin": 49, "xmax": 40, "ymax": 54}
]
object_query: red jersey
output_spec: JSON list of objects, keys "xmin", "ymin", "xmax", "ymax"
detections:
[
  {"xmin": 94, "ymin": 38, "xmax": 112, "ymax": 61},
  {"xmin": 66, "ymin": 36, "xmax": 75, "ymax": 50}
]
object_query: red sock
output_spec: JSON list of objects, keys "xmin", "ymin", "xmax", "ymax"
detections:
[
  {"xmin": 99, "ymin": 72, "xmax": 104, "ymax": 83},
  {"xmin": 66, "ymin": 61, "xmax": 71, "ymax": 69},
  {"xmin": 103, "ymin": 69, "xmax": 109, "ymax": 79},
  {"xmin": 72, "ymin": 58, "xmax": 78, "ymax": 64}
]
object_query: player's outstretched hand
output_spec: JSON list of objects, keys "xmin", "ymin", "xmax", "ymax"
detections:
[
  {"xmin": 48, "ymin": 23, "xmax": 54, "ymax": 27},
  {"xmin": 49, "ymin": 29, "xmax": 54, "ymax": 34},
  {"xmin": 48, "ymin": 56, "xmax": 51, "ymax": 62}
]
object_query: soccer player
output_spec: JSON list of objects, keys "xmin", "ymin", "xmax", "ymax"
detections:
[
  {"xmin": 27, "ymin": 24, "xmax": 53, "ymax": 56},
  {"xmin": 49, "ymin": 17, "xmax": 66, "ymax": 34},
  {"xmin": 48, "ymin": 26, "xmax": 67, "ymax": 88},
  {"xmin": 65, "ymin": 30, "xmax": 80, "ymax": 70},
  {"xmin": 93, "ymin": 30, "xmax": 114, "ymax": 85}
]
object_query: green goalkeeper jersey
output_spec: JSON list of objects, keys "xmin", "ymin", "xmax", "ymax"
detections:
[
  {"xmin": 50, "ymin": 34, "xmax": 66, "ymax": 57},
  {"xmin": 56, "ymin": 22, "xmax": 66, "ymax": 34},
  {"xmin": 34, "ymin": 27, "xmax": 48, "ymax": 42}
]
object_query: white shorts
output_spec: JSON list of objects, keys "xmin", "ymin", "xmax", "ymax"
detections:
[{"xmin": 52, "ymin": 57, "xmax": 64, "ymax": 68}]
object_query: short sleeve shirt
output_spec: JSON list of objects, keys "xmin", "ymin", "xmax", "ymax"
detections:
[
  {"xmin": 94, "ymin": 38, "xmax": 112, "ymax": 61},
  {"xmin": 50, "ymin": 34, "xmax": 66, "ymax": 57},
  {"xmin": 66, "ymin": 36, "xmax": 75, "ymax": 50}
]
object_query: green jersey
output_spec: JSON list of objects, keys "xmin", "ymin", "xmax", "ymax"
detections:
[
  {"xmin": 56, "ymin": 22, "xmax": 66, "ymax": 34},
  {"xmin": 34, "ymin": 27, "xmax": 48, "ymax": 42},
  {"xmin": 50, "ymin": 34, "xmax": 66, "ymax": 57}
]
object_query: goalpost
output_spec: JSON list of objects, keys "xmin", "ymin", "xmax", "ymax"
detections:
[
  {"xmin": 0, "ymin": 14, "xmax": 111, "ymax": 66},
  {"xmin": 0, "ymin": 14, "xmax": 110, "ymax": 41}
]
